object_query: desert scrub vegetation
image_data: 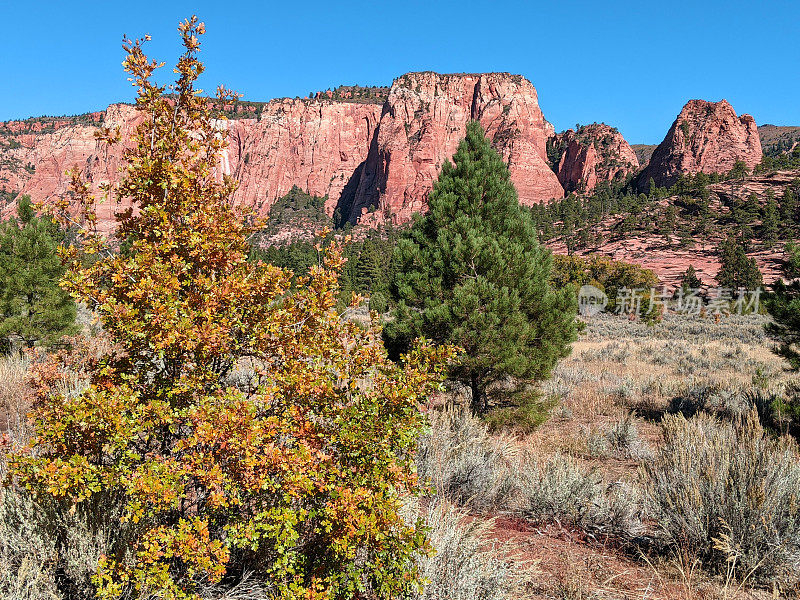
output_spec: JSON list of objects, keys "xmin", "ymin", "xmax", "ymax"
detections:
[
  {"xmin": 643, "ymin": 411, "xmax": 800, "ymax": 587},
  {"xmin": 405, "ymin": 500, "xmax": 533, "ymax": 600},
  {"xmin": 583, "ymin": 312, "xmax": 771, "ymax": 345},
  {"xmin": 0, "ymin": 353, "xmax": 30, "ymax": 448},
  {"xmin": 417, "ymin": 407, "xmax": 643, "ymax": 539},
  {"xmin": 0, "ymin": 488, "xmax": 127, "ymax": 600},
  {"xmin": 416, "ymin": 406, "xmax": 518, "ymax": 511}
]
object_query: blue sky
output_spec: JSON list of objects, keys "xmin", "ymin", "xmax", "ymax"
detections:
[{"xmin": 0, "ymin": 0, "xmax": 796, "ymax": 143}]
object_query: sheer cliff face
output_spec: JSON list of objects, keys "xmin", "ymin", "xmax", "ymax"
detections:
[
  {"xmin": 639, "ymin": 99, "xmax": 762, "ymax": 190},
  {"xmin": 0, "ymin": 104, "xmax": 141, "ymax": 233},
  {"xmin": 221, "ymin": 99, "xmax": 382, "ymax": 216},
  {"xmin": 1, "ymin": 73, "xmax": 568, "ymax": 230},
  {"xmin": 554, "ymin": 124, "xmax": 639, "ymax": 193},
  {"xmin": 0, "ymin": 101, "xmax": 381, "ymax": 229},
  {"xmin": 346, "ymin": 72, "xmax": 564, "ymax": 224}
]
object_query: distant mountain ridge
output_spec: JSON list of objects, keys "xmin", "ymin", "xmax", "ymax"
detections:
[{"xmin": 759, "ymin": 124, "xmax": 800, "ymax": 157}]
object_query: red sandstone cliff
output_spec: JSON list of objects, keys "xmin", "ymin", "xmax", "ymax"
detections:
[
  {"xmin": 0, "ymin": 101, "xmax": 380, "ymax": 229},
  {"xmin": 0, "ymin": 104, "xmax": 141, "ymax": 232},
  {"xmin": 346, "ymin": 72, "xmax": 564, "ymax": 224},
  {"xmin": 220, "ymin": 99, "xmax": 381, "ymax": 216},
  {"xmin": 638, "ymin": 99, "xmax": 762, "ymax": 190},
  {"xmin": 0, "ymin": 73, "xmax": 564, "ymax": 231},
  {"xmin": 553, "ymin": 124, "xmax": 639, "ymax": 193}
]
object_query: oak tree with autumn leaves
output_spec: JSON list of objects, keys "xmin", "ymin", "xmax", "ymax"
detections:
[{"xmin": 8, "ymin": 18, "xmax": 450, "ymax": 600}]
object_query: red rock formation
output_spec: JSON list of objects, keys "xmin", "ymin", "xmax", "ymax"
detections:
[
  {"xmin": 219, "ymin": 99, "xmax": 381, "ymax": 216},
  {"xmin": 0, "ymin": 104, "xmax": 141, "ymax": 232},
  {"xmin": 0, "ymin": 101, "xmax": 380, "ymax": 230},
  {"xmin": 1, "ymin": 73, "xmax": 564, "ymax": 232},
  {"xmin": 546, "ymin": 233, "xmax": 786, "ymax": 290},
  {"xmin": 553, "ymin": 124, "xmax": 639, "ymax": 193},
  {"xmin": 347, "ymin": 72, "xmax": 564, "ymax": 225},
  {"xmin": 639, "ymin": 99, "xmax": 762, "ymax": 190}
]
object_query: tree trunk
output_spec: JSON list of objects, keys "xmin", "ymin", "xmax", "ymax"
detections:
[{"xmin": 470, "ymin": 373, "xmax": 485, "ymax": 415}]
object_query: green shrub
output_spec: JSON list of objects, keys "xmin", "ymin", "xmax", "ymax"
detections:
[
  {"xmin": 643, "ymin": 412, "xmax": 800, "ymax": 586},
  {"xmin": 368, "ymin": 291, "xmax": 387, "ymax": 314},
  {"xmin": 551, "ymin": 254, "xmax": 659, "ymax": 314},
  {"xmin": 747, "ymin": 386, "xmax": 800, "ymax": 441},
  {"xmin": 484, "ymin": 387, "xmax": 557, "ymax": 433}
]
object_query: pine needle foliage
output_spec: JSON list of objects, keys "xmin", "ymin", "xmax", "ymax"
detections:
[
  {"xmin": 384, "ymin": 121, "xmax": 578, "ymax": 413},
  {"xmin": 0, "ymin": 195, "xmax": 77, "ymax": 351}
]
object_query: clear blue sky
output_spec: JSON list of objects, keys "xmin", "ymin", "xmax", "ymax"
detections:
[{"xmin": 1, "ymin": 0, "xmax": 797, "ymax": 144}]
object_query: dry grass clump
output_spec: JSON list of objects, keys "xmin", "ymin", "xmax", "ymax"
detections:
[
  {"xmin": 668, "ymin": 382, "xmax": 752, "ymax": 419},
  {"xmin": 0, "ymin": 488, "xmax": 132, "ymax": 600},
  {"xmin": 515, "ymin": 451, "xmax": 644, "ymax": 540},
  {"xmin": 643, "ymin": 411, "xmax": 800, "ymax": 587},
  {"xmin": 514, "ymin": 452, "xmax": 604, "ymax": 529},
  {"xmin": 603, "ymin": 413, "xmax": 650, "ymax": 459},
  {"xmin": 0, "ymin": 353, "xmax": 32, "ymax": 446},
  {"xmin": 417, "ymin": 406, "xmax": 518, "ymax": 511},
  {"xmin": 0, "ymin": 487, "xmax": 277, "ymax": 600},
  {"xmin": 406, "ymin": 500, "xmax": 533, "ymax": 600},
  {"xmin": 0, "ymin": 489, "xmax": 59, "ymax": 600}
]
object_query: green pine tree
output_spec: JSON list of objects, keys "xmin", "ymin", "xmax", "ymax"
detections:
[
  {"xmin": 767, "ymin": 243, "xmax": 800, "ymax": 369},
  {"xmin": 716, "ymin": 236, "xmax": 763, "ymax": 290},
  {"xmin": 761, "ymin": 192, "xmax": 780, "ymax": 248},
  {"xmin": 354, "ymin": 238, "xmax": 383, "ymax": 292},
  {"xmin": 0, "ymin": 195, "xmax": 78, "ymax": 350},
  {"xmin": 680, "ymin": 265, "xmax": 702, "ymax": 291},
  {"xmin": 384, "ymin": 121, "xmax": 578, "ymax": 414},
  {"xmin": 728, "ymin": 160, "xmax": 749, "ymax": 181},
  {"xmin": 660, "ymin": 204, "xmax": 677, "ymax": 244}
]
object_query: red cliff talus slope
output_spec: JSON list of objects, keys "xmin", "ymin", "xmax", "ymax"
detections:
[
  {"xmin": 553, "ymin": 124, "xmax": 639, "ymax": 193},
  {"xmin": 639, "ymin": 99, "xmax": 762, "ymax": 189},
  {"xmin": 347, "ymin": 72, "xmax": 564, "ymax": 225}
]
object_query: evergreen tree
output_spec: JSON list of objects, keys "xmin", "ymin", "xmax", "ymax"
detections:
[
  {"xmin": 780, "ymin": 188, "xmax": 798, "ymax": 233},
  {"xmin": 354, "ymin": 238, "xmax": 383, "ymax": 292},
  {"xmin": 680, "ymin": 265, "xmax": 702, "ymax": 291},
  {"xmin": 0, "ymin": 195, "xmax": 77, "ymax": 350},
  {"xmin": 562, "ymin": 213, "xmax": 576, "ymax": 254},
  {"xmin": 762, "ymin": 192, "xmax": 780, "ymax": 248},
  {"xmin": 732, "ymin": 194, "xmax": 758, "ymax": 249},
  {"xmin": 716, "ymin": 236, "xmax": 764, "ymax": 290},
  {"xmin": 660, "ymin": 204, "xmax": 677, "ymax": 244},
  {"xmin": 384, "ymin": 121, "xmax": 578, "ymax": 414},
  {"xmin": 728, "ymin": 160, "xmax": 749, "ymax": 181},
  {"xmin": 767, "ymin": 243, "xmax": 800, "ymax": 369}
]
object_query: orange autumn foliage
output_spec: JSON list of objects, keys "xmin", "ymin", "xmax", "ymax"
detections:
[{"xmin": 8, "ymin": 17, "xmax": 452, "ymax": 600}]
